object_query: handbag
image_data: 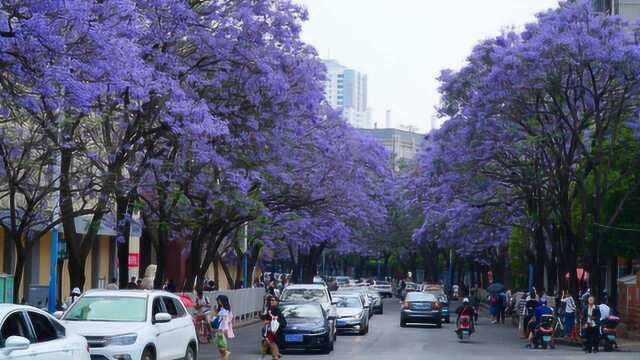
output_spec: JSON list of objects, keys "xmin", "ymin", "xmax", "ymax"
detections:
[
  {"xmin": 211, "ymin": 316, "xmax": 222, "ymax": 330},
  {"xmin": 270, "ymin": 319, "xmax": 280, "ymax": 333},
  {"xmin": 215, "ymin": 332, "xmax": 228, "ymax": 348}
]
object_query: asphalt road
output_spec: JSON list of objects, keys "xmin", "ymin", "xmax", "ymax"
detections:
[{"xmin": 199, "ymin": 299, "xmax": 637, "ymax": 360}]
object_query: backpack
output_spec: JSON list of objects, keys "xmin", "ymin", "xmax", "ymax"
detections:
[{"xmin": 490, "ymin": 295, "xmax": 498, "ymax": 306}]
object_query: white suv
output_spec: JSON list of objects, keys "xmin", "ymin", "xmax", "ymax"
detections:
[
  {"xmin": 59, "ymin": 290, "xmax": 197, "ymax": 360},
  {"xmin": 0, "ymin": 304, "xmax": 90, "ymax": 360}
]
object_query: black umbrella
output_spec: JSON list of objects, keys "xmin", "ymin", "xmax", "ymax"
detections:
[{"xmin": 486, "ymin": 282, "xmax": 506, "ymax": 294}]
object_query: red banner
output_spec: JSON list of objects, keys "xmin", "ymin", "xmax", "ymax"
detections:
[{"xmin": 128, "ymin": 253, "xmax": 140, "ymax": 267}]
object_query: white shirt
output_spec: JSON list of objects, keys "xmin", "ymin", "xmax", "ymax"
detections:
[
  {"xmin": 561, "ymin": 296, "xmax": 576, "ymax": 314},
  {"xmin": 599, "ymin": 304, "xmax": 610, "ymax": 320},
  {"xmin": 217, "ymin": 308, "xmax": 230, "ymax": 331},
  {"xmin": 195, "ymin": 296, "xmax": 209, "ymax": 314}
]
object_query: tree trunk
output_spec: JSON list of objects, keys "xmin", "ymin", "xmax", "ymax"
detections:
[
  {"xmin": 184, "ymin": 227, "xmax": 207, "ymax": 292},
  {"xmin": 219, "ymin": 255, "xmax": 235, "ymax": 289},
  {"xmin": 152, "ymin": 228, "xmax": 167, "ymax": 289},
  {"xmin": 67, "ymin": 254, "xmax": 86, "ymax": 292},
  {"xmin": 608, "ymin": 255, "xmax": 617, "ymax": 309},
  {"xmin": 13, "ymin": 248, "xmax": 25, "ymax": 303},
  {"xmin": 302, "ymin": 244, "xmax": 326, "ymax": 283}
]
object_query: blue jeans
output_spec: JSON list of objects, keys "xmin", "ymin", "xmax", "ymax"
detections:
[{"xmin": 564, "ymin": 312, "xmax": 575, "ymax": 337}]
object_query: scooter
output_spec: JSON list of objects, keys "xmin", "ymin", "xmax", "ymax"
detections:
[
  {"xmin": 532, "ymin": 314, "xmax": 555, "ymax": 349},
  {"xmin": 600, "ymin": 315, "xmax": 620, "ymax": 351},
  {"xmin": 456, "ymin": 315, "xmax": 474, "ymax": 341}
]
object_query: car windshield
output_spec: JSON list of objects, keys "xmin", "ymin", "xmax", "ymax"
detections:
[
  {"xmin": 280, "ymin": 304, "xmax": 323, "ymax": 319},
  {"xmin": 406, "ymin": 292, "xmax": 437, "ymax": 302},
  {"xmin": 63, "ymin": 296, "xmax": 147, "ymax": 322},
  {"xmin": 334, "ymin": 297, "xmax": 362, "ymax": 308},
  {"xmin": 281, "ymin": 289, "xmax": 328, "ymax": 303}
]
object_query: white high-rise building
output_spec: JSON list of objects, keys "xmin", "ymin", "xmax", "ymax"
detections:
[
  {"xmin": 323, "ymin": 59, "xmax": 370, "ymax": 128},
  {"xmin": 593, "ymin": 0, "xmax": 640, "ymax": 21}
]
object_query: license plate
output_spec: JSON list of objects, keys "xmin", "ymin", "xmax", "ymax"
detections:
[
  {"xmin": 543, "ymin": 336, "xmax": 551, "ymax": 342},
  {"xmin": 607, "ymin": 335, "xmax": 616, "ymax": 340},
  {"xmin": 336, "ymin": 320, "xmax": 347, "ymax": 326},
  {"xmin": 285, "ymin": 334, "xmax": 303, "ymax": 343},
  {"xmin": 463, "ymin": 330, "xmax": 470, "ymax": 335}
]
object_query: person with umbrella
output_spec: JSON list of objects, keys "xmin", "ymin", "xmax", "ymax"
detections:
[{"xmin": 487, "ymin": 283, "xmax": 505, "ymax": 324}]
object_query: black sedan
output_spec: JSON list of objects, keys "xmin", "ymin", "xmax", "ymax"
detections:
[
  {"xmin": 277, "ymin": 302, "xmax": 335, "ymax": 354},
  {"xmin": 400, "ymin": 292, "xmax": 442, "ymax": 327}
]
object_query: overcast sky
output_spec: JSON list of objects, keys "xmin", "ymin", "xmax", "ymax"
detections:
[{"xmin": 297, "ymin": 0, "xmax": 560, "ymax": 133}]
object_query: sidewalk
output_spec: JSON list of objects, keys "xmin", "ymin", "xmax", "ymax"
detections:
[{"xmin": 477, "ymin": 301, "xmax": 640, "ymax": 353}]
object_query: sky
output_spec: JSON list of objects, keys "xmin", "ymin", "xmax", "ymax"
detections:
[{"xmin": 296, "ymin": 0, "xmax": 561, "ymax": 133}]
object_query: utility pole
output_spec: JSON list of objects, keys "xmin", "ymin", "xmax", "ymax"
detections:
[
  {"xmin": 48, "ymin": 106, "xmax": 62, "ymax": 313},
  {"xmin": 242, "ymin": 223, "xmax": 248, "ymax": 288}
]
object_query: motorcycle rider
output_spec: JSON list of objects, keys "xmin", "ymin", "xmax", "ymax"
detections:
[
  {"xmin": 527, "ymin": 297, "xmax": 553, "ymax": 348},
  {"xmin": 455, "ymin": 298, "xmax": 476, "ymax": 338}
]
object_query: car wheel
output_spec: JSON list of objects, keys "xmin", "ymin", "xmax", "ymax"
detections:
[
  {"xmin": 184, "ymin": 344, "xmax": 196, "ymax": 360},
  {"xmin": 380, "ymin": 307, "xmax": 384, "ymax": 315},
  {"xmin": 400, "ymin": 319, "xmax": 407, "ymax": 327},
  {"xmin": 436, "ymin": 321, "xmax": 442, "ymax": 328},
  {"xmin": 142, "ymin": 348, "xmax": 155, "ymax": 360}
]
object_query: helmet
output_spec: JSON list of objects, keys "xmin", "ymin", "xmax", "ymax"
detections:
[
  {"xmin": 540, "ymin": 297, "xmax": 547, "ymax": 305},
  {"xmin": 72, "ymin": 287, "xmax": 81, "ymax": 295},
  {"xmin": 463, "ymin": 297, "xmax": 469, "ymax": 304}
]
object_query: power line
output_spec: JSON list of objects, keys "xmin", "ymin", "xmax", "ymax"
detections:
[{"xmin": 593, "ymin": 223, "xmax": 640, "ymax": 233}]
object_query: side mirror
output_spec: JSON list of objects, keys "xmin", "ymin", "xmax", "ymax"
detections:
[
  {"xmin": 54, "ymin": 311, "xmax": 64, "ymax": 320},
  {"xmin": 3, "ymin": 336, "xmax": 30, "ymax": 354},
  {"xmin": 154, "ymin": 313, "xmax": 172, "ymax": 324}
]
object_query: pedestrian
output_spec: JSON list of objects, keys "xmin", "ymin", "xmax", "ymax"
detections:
[
  {"xmin": 106, "ymin": 277, "xmax": 119, "ymax": 290},
  {"xmin": 489, "ymin": 293, "xmax": 498, "ymax": 323},
  {"xmin": 261, "ymin": 295, "xmax": 285, "ymax": 360},
  {"xmin": 561, "ymin": 290, "xmax": 576, "ymax": 338},
  {"xmin": 496, "ymin": 291, "xmax": 506, "ymax": 324},
  {"xmin": 127, "ymin": 276, "xmax": 137, "ymax": 289},
  {"xmin": 63, "ymin": 287, "xmax": 82, "ymax": 310},
  {"xmin": 166, "ymin": 279, "xmax": 177, "ymax": 293},
  {"xmin": 211, "ymin": 295, "xmax": 234, "ymax": 360},
  {"xmin": 581, "ymin": 296, "xmax": 601, "ymax": 353}
]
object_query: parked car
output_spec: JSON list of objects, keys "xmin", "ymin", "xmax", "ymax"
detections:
[
  {"xmin": 334, "ymin": 287, "xmax": 372, "ymax": 319},
  {"xmin": 58, "ymin": 290, "xmax": 198, "ymax": 360},
  {"xmin": 365, "ymin": 288, "xmax": 383, "ymax": 314},
  {"xmin": 0, "ymin": 304, "xmax": 90, "ymax": 360},
  {"xmin": 332, "ymin": 294, "xmax": 369, "ymax": 335},
  {"xmin": 371, "ymin": 280, "xmax": 393, "ymax": 298},
  {"xmin": 277, "ymin": 302, "xmax": 335, "ymax": 354},
  {"xmin": 280, "ymin": 284, "xmax": 338, "ymax": 340},
  {"xmin": 400, "ymin": 292, "xmax": 442, "ymax": 328}
]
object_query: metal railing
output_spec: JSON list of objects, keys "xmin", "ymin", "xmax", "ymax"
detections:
[{"xmin": 181, "ymin": 287, "xmax": 266, "ymax": 326}]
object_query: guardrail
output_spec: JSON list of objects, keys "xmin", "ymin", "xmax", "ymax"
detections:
[{"xmin": 180, "ymin": 288, "xmax": 266, "ymax": 326}]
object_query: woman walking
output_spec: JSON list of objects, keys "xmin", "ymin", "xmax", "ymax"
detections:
[{"xmin": 211, "ymin": 295, "xmax": 235, "ymax": 359}]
